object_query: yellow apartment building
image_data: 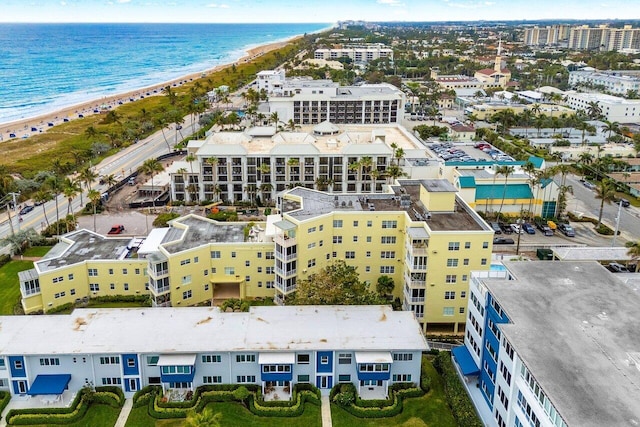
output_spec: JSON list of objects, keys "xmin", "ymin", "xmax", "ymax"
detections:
[{"xmin": 19, "ymin": 180, "xmax": 493, "ymax": 334}]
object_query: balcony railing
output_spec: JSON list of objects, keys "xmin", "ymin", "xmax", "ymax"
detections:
[
  {"xmin": 275, "ymin": 252, "xmax": 298, "ymax": 262},
  {"xmin": 21, "ymin": 287, "xmax": 41, "ymax": 297},
  {"xmin": 274, "ymin": 235, "xmax": 297, "ymax": 248},
  {"xmin": 410, "ymin": 245, "xmax": 428, "ymax": 256},
  {"xmin": 274, "ymin": 283, "xmax": 297, "ymax": 294},
  {"xmin": 404, "ymin": 287, "xmax": 425, "ymax": 304},
  {"xmin": 149, "ymin": 269, "xmax": 168, "ymax": 278},
  {"xmin": 152, "ymin": 300, "xmax": 172, "ymax": 308},
  {"xmin": 150, "ymin": 285, "xmax": 170, "ymax": 295},
  {"xmin": 275, "ymin": 267, "xmax": 297, "ymax": 277},
  {"xmin": 404, "ymin": 273, "xmax": 426, "ymax": 288}
]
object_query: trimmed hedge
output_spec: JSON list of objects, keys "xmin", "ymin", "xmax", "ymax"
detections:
[
  {"xmin": 6, "ymin": 389, "xmax": 121, "ymax": 425},
  {"xmin": 331, "ymin": 382, "xmax": 424, "ymax": 418},
  {"xmin": 433, "ymin": 352, "xmax": 483, "ymax": 427},
  {"xmin": 0, "ymin": 391, "xmax": 11, "ymax": 420}
]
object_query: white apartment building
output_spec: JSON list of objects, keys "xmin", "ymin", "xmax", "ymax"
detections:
[
  {"xmin": 522, "ymin": 25, "xmax": 571, "ymax": 46},
  {"xmin": 569, "ymin": 24, "xmax": 640, "ymax": 51},
  {"xmin": 169, "ymin": 124, "xmax": 427, "ymax": 203},
  {"xmin": 564, "ymin": 92, "xmax": 640, "ymax": 123},
  {"xmin": 255, "ymin": 69, "xmax": 286, "ymax": 95},
  {"xmin": 568, "ymin": 70, "xmax": 640, "ymax": 95},
  {"xmin": 453, "ymin": 261, "xmax": 640, "ymax": 427},
  {"xmin": 314, "ymin": 44, "xmax": 393, "ymax": 64}
]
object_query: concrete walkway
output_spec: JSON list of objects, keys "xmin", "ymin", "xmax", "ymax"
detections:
[
  {"xmin": 114, "ymin": 398, "xmax": 133, "ymax": 427},
  {"xmin": 321, "ymin": 395, "xmax": 332, "ymax": 427}
]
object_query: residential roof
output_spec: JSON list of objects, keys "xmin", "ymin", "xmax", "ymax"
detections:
[
  {"xmin": 458, "ymin": 176, "xmax": 476, "ymax": 188},
  {"xmin": 551, "ymin": 246, "xmax": 634, "ymax": 261},
  {"xmin": 483, "ymin": 261, "xmax": 640, "ymax": 427},
  {"xmin": 475, "ymin": 184, "xmax": 533, "ymax": 200},
  {"xmin": 527, "ymin": 156, "xmax": 544, "ymax": 169},
  {"xmin": 0, "ymin": 305, "xmax": 427, "ymax": 355}
]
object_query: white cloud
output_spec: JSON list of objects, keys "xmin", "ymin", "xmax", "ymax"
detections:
[
  {"xmin": 206, "ymin": 3, "xmax": 230, "ymax": 7},
  {"xmin": 377, "ymin": 0, "xmax": 403, "ymax": 6},
  {"xmin": 116, "ymin": 0, "xmax": 132, "ymax": 3},
  {"xmin": 60, "ymin": 0, "xmax": 66, "ymax": 5}
]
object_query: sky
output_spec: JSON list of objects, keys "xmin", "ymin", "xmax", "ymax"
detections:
[{"xmin": 1, "ymin": 0, "xmax": 639, "ymax": 23}]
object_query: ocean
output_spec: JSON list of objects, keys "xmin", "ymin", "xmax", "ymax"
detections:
[{"xmin": 0, "ymin": 23, "xmax": 328, "ymax": 124}]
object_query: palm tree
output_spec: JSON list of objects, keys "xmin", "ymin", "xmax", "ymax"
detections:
[
  {"xmin": 156, "ymin": 115, "xmax": 173, "ymax": 151},
  {"xmin": 88, "ymin": 189, "xmax": 101, "ymax": 232},
  {"xmin": 63, "ymin": 178, "xmax": 81, "ymax": 216},
  {"xmin": 285, "ymin": 119, "xmax": 299, "ymax": 132},
  {"xmin": 496, "ymin": 165, "xmax": 515, "ymax": 217},
  {"xmin": 269, "ymin": 112, "xmax": 280, "ymax": 128},
  {"xmin": 34, "ymin": 189, "xmax": 52, "ymax": 228},
  {"xmin": 162, "ymin": 85, "xmax": 177, "ymax": 106},
  {"xmin": 184, "ymin": 408, "xmax": 222, "ymax": 427},
  {"xmin": 394, "ymin": 147, "xmax": 405, "ymax": 166},
  {"xmin": 78, "ymin": 167, "xmax": 98, "ymax": 209},
  {"xmin": 534, "ymin": 114, "xmax": 546, "ymax": 137},
  {"xmin": 578, "ymin": 152, "xmax": 594, "ymax": 179},
  {"xmin": 101, "ymin": 174, "xmax": 118, "ymax": 188},
  {"xmin": 370, "ymin": 169, "xmax": 381, "ymax": 193},
  {"xmin": 359, "ymin": 156, "xmax": 373, "ymax": 192},
  {"xmin": 601, "ymin": 120, "xmax": 620, "ymax": 141},
  {"xmin": 138, "ymin": 158, "xmax": 164, "ymax": 208},
  {"xmin": 595, "ymin": 179, "xmax": 616, "ymax": 228},
  {"xmin": 45, "ymin": 176, "xmax": 63, "ymax": 235},
  {"xmin": 586, "ymin": 101, "xmax": 602, "ymax": 120},
  {"xmin": 185, "ymin": 154, "xmax": 199, "ymax": 203},
  {"xmin": 287, "ymin": 158, "xmax": 299, "ymax": 183},
  {"xmin": 519, "ymin": 109, "xmax": 534, "ymax": 138},
  {"xmin": 626, "ymin": 241, "xmax": 640, "ymax": 272}
]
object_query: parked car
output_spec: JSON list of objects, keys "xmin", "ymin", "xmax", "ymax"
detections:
[
  {"xmin": 522, "ymin": 223, "xmax": 535, "ymax": 234},
  {"xmin": 19, "ymin": 205, "xmax": 34, "ymax": 215},
  {"xmin": 535, "ymin": 219, "xmax": 554, "ymax": 236},
  {"xmin": 547, "ymin": 220, "xmax": 557, "ymax": 231},
  {"xmin": 499, "ymin": 222, "xmax": 513, "ymax": 234},
  {"xmin": 490, "ymin": 222, "xmax": 502, "ymax": 234},
  {"xmin": 510, "ymin": 223, "xmax": 524, "ymax": 234},
  {"xmin": 107, "ymin": 225, "xmax": 125, "ymax": 235},
  {"xmin": 493, "ymin": 237, "xmax": 515, "ymax": 245},
  {"xmin": 558, "ymin": 223, "xmax": 575, "ymax": 237},
  {"xmin": 607, "ymin": 262, "xmax": 629, "ymax": 273},
  {"xmin": 613, "ymin": 197, "xmax": 630, "ymax": 207}
]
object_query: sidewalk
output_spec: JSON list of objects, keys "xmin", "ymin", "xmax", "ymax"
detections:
[
  {"xmin": 321, "ymin": 395, "xmax": 332, "ymax": 427},
  {"xmin": 114, "ymin": 398, "xmax": 133, "ymax": 427}
]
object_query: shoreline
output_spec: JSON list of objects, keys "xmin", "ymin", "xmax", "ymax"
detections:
[{"xmin": 0, "ymin": 35, "xmax": 305, "ymax": 140}]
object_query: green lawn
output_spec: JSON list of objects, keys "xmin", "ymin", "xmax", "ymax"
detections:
[
  {"xmin": 0, "ymin": 260, "xmax": 34, "ymax": 315},
  {"xmin": 125, "ymin": 400, "xmax": 322, "ymax": 427},
  {"xmin": 22, "ymin": 404, "xmax": 120, "ymax": 427},
  {"xmin": 331, "ymin": 357, "xmax": 456, "ymax": 427},
  {"xmin": 22, "ymin": 246, "xmax": 52, "ymax": 257}
]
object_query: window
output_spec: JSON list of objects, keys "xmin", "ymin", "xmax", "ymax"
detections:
[
  {"xmin": 462, "ymin": 274, "xmax": 468, "ymax": 282},
  {"xmin": 448, "ymin": 242, "xmax": 460, "ymax": 251},
  {"xmin": 147, "ymin": 356, "xmax": 159, "ymax": 366},
  {"xmin": 353, "ymin": 220, "xmax": 359, "ymax": 227},
  {"xmin": 381, "ymin": 236, "xmax": 396, "ymax": 244},
  {"xmin": 68, "ymin": 273, "xmax": 74, "ymax": 280},
  {"xmin": 320, "ymin": 356, "xmax": 329, "ymax": 364},
  {"xmin": 266, "ymin": 252, "xmax": 275, "ymax": 260},
  {"xmin": 461, "ymin": 291, "xmax": 466, "ymax": 298},
  {"xmin": 297, "ymin": 354, "xmax": 310, "ymax": 364},
  {"xmin": 88, "ymin": 268, "xmax": 98, "ymax": 276},
  {"xmin": 352, "ymin": 236, "xmax": 358, "ymax": 242},
  {"xmin": 393, "ymin": 353, "xmax": 413, "ymax": 361},
  {"xmin": 297, "ymin": 375, "xmax": 310, "ymax": 382},
  {"xmin": 245, "ymin": 275, "xmax": 250, "ymax": 282},
  {"xmin": 90, "ymin": 283, "xmax": 100, "ymax": 292},
  {"xmin": 13, "ymin": 360, "xmax": 22, "ymax": 370},
  {"xmin": 308, "ymin": 226, "xmax": 316, "ymax": 233},
  {"xmin": 135, "ymin": 268, "xmax": 140, "ymax": 275},
  {"xmin": 266, "ymin": 267, "xmax": 274, "ymax": 274},
  {"xmin": 211, "ymin": 251, "xmax": 221, "ymax": 259},
  {"xmin": 481, "ymin": 258, "xmax": 488, "ymax": 265},
  {"xmin": 338, "ymin": 353, "xmax": 352, "ymax": 364},
  {"xmin": 367, "ymin": 220, "xmax": 373, "ymax": 227},
  {"xmin": 338, "ymin": 374, "xmax": 351, "ymax": 382},
  {"xmin": 224, "ymin": 267, "xmax": 235, "ymax": 275},
  {"xmin": 366, "ymin": 236, "xmax": 372, "ymax": 243},
  {"xmin": 181, "ymin": 258, "xmax": 191, "ymax": 266},
  {"xmin": 202, "ymin": 355, "xmax": 221, "ymax": 363},
  {"xmin": 464, "ymin": 242, "xmax": 471, "ymax": 249},
  {"xmin": 110, "ymin": 283, "xmax": 115, "ymax": 290},
  {"xmin": 245, "ymin": 260, "xmax": 251, "ymax": 267},
  {"xmin": 446, "ymin": 258, "xmax": 458, "ymax": 267},
  {"xmin": 54, "ymin": 291, "xmax": 66, "ymax": 299},
  {"xmin": 345, "ymin": 251, "xmax": 355, "ymax": 259},
  {"xmin": 446, "ymin": 275, "xmax": 457, "ymax": 284},
  {"xmin": 380, "ymin": 251, "xmax": 395, "ymax": 259},
  {"xmin": 393, "ymin": 374, "xmax": 412, "ymax": 382},
  {"xmin": 100, "ymin": 356, "xmax": 120, "ymax": 365},
  {"xmin": 333, "ymin": 236, "xmax": 342, "ymax": 244},
  {"xmin": 204, "ymin": 269, "xmax": 209, "ymax": 276},
  {"xmin": 181, "ymin": 275, "xmax": 191, "ymax": 285},
  {"xmin": 52, "ymin": 276, "xmax": 63, "ymax": 283},
  {"xmin": 307, "ymin": 242, "xmax": 316, "ymax": 249},
  {"xmin": 443, "ymin": 307, "xmax": 455, "ymax": 316},
  {"xmin": 333, "ymin": 220, "xmax": 343, "ymax": 228},
  {"xmin": 39, "ymin": 358, "xmax": 60, "ymax": 366},
  {"xmin": 445, "ymin": 291, "xmax": 456, "ymax": 300},
  {"xmin": 127, "ymin": 358, "xmax": 136, "ymax": 367},
  {"xmin": 236, "ymin": 375, "xmax": 256, "ymax": 383},
  {"xmin": 122, "ymin": 268, "xmax": 128, "ymax": 274},
  {"xmin": 203, "ymin": 376, "xmax": 222, "ymax": 384},
  {"xmin": 307, "ymin": 259, "xmax": 316, "ymax": 268},
  {"xmin": 124, "ymin": 283, "xmax": 129, "ymax": 291},
  {"xmin": 257, "ymin": 252, "xmax": 262, "ymax": 258},
  {"xmin": 319, "ymin": 240, "xmax": 324, "ymax": 247},
  {"xmin": 463, "ymin": 258, "xmax": 469, "ymax": 266},
  {"xmin": 380, "ymin": 266, "xmax": 394, "ymax": 274},
  {"xmin": 108, "ymin": 268, "xmax": 114, "ymax": 275},
  {"xmin": 460, "ymin": 307, "xmax": 465, "ymax": 314},
  {"xmin": 70, "ymin": 288, "xmax": 76, "ymax": 295},
  {"xmin": 382, "ymin": 220, "xmax": 398, "ymax": 229},
  {"xmin": 358, "ymin": 363, "xmax": 389, "ymax": 372},
  {"xmin": 236, "ymin": 354, "xmax": 256, "ymax": 363},
  {"xmin": 102, "ymin": 377, "xmax": 122, "ymax": 385},
  {"xmin": 365, "ymin": 266, "xmax": 371, "ymax": 272},
  {"xmin": 483, "ymin": 241, "xmax": 489, "ymax": 249}
]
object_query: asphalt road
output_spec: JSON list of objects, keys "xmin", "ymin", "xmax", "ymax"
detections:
[{"xmin": 0, "ymin": 115, "xmax": 199, "ymax": 239}]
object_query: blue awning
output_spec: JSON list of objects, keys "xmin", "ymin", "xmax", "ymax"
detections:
[
  {"xmin": 27, "ymin": 374, "xmax": 71, "ymax": 395},
  {"xmin": 452, "ymin": 346, "xmax": 480, "ymax": 376}
]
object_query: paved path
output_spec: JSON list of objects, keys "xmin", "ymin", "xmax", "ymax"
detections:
[
  {"xmin": 321, "ymin": 395, "xmax": 332, "ymax": 427},
  {"xmin": 114, "ymin": 398, "xmax": 133, "ymax": 427}
]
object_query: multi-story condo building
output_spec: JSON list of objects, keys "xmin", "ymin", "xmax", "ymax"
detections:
[
  {"xmin": 568, "ymin": 24, "xmax": 640, "ymax": 51},
  {"xmin": 568, "ymin": 70, "xmax": 640, "ymax": 95},
  {"xmin": 0, "ymin": 305, "xmax": 427, "ymax": 399},
  {"xmin": 273, "ymin": 180, "xmax": 494, "ymax": 334},
  {"xmin": 453, "ymin": 261, "xmax": 640, "ymax": 427},
  {"xmin": 19, "ymin": 180, "xmax": 494, "ymax": 335},
  {"xmin": 564, "ymin": 92, "xmax": 640, "ymax": 123},
  {"xmin": 314, "ymin": 43, "xmax": 393, "ymax": 64},
  {"xmin": 268, "ymin": 82, "xmax": 404, "ymax": 125},
  {"xmin": 168, "ymin": 124, "xmax": 425, "ymax": 203},
  {"xmin": 522, "ymin": 25, "xmax": 571, "ymax": 46},
  {"xmin": 255, "ymin": 69, "xmax": 286, "ymax": 95}
]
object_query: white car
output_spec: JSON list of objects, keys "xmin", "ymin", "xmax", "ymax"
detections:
[{"xmin": 510, "ymin": 223, "xmax": 524, "ymax": 234}]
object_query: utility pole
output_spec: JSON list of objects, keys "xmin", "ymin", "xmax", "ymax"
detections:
[
  {"xmin": 6, "ymin": 205, "xmax": 14, "ymax": 237},
  {"xmin": 612, "ymin": 200, "xmax": 623, "ymax": 247}
]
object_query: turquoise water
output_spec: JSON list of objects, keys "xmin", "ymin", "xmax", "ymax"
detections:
[
  {"xmin": 0, "ymin": 23, "xmax": 328, "ymax": 124},
  {"xmin": 490, "ymin": 264, "xmax": 507, "ymax": 271}
]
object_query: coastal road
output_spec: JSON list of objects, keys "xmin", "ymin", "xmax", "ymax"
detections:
[
  {"xmin": 565, "ymin": 173, "xmax": 640, "ymax": 243},
  {"xmin": 0, "ymin": 115, "xmax": 199, "ymax": 239}
]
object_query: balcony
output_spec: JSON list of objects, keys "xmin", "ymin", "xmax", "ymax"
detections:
[
  {"xmin": 274, "ymin": 234, "xmax": 297, "ymax": 248},
  {"xmin": 404, "ymin": 287, "xmax": 425, "ymax": 304},
  {"xmin": 149, "ymin": 269, "xmax": 168, "ymax": 278},
  {"xmin": 275, "ymin": 252, "xmax": 298, "ymax": 262},
  {"xmin": 411, "ymin": 245, "xmax": 428, "ymax": 256},
  {"xmin": 275, "ymin": 267, "xmax": 297, "ymax": 277},
  {"xmin": 150, "ymin": 285, "xmax": 170, "ymax": 295},
  {"xmin": 404, "ymin": 272, "xmax": 426, "ymax": 288},
  {"xmin": 274, "ymin": 283, "xmax": 297, "ymax": 294}
]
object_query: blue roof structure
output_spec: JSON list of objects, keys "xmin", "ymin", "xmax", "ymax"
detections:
[
  {"xmin": 527, "ymin": 156, "xmax": 544, "ymax": 169},
  {"xmin": 458, "ymin": 176, "xmax": 476, "ymax": 188},
  {"xmin": 452, "ymin": 346, "xmax": 480, "ymax": 376},
  {"xmin": 475, "ymin": 184, "xmax": 533, "ymax": 200},
  {"xmin": 27, "ymin": 374, "xmax": 71, "ymax": 395}
]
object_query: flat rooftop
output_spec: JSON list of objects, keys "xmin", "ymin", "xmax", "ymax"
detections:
[
  {"xmin": 35, "ymin": 230, "xmax": 134, "ymax": 272},
  {"xmin": 0, "ymin": 305, "xmax": 427, "ymax": 355},
  {"xmin": 160, "ymin": 215, "xmax": 266, "ymax": 254},
  {"xmin": 283, "ymin": 181, "xmax": 489, "ymax": 232},
  {"xmin": 484, "ymin": 261, "xmax": 640, "ymax": 427}
]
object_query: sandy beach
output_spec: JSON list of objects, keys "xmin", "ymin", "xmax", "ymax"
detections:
[{"xmin": 0, "ymin": 37, "xmax": 299, "ymax": 140}]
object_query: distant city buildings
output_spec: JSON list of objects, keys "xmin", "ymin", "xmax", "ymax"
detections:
[
  {"xmin": 564, "ymin": 92, "xmax": 640, "ymax": 122},
  {"xmin": 522, "ymin": 25, "xmax": 572, "ymax": 46},
  {"xmin": 314, "ymin": 43, "xmax": 393, "ymax": 64},
  {"xmin": 453, "ymin": 261, "xmax": 640, "ymax": 427},
  {"xmin": 568, "ymin": 70, "xmax": 640, "ymax": 95},
  {"xmin": 524, "ymin": 24, "xmax": 640, "ymax": 52}
]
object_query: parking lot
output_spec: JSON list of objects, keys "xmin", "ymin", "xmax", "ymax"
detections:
[{"xmin": 426, "ymin": 142, "xmax": 515, "ymax": 163}]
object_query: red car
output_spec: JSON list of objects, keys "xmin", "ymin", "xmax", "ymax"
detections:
[{"xmin": 107, "ymin": 225, "xmax": 125, "ymax": 235}]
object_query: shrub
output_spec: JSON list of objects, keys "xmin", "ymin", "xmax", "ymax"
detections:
[
  {"xmin": 0, "ymin": 391, "xmax": 11, "ymax": 418},
  {"xmin": 232, "ymin": 386, "xmax": 250, "ymax": 403},
  {"xmin": 434, "ymin": 352, "xmax": 483, "ymax": 427},
  {"xmin": 153, "ymin": 212, "xmax": 180, "ymax": 227},
  {"xmin": 331, "ymin": 381, "xmax": 424, "ymax": 418}
]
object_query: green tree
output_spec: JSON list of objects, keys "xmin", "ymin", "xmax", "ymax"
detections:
[
  {"xmin": 289, "ymin": 260, "xmax": 384, "ymax": 305},
  {"xmin": 185, "ymin": 407, "xmax": 222, "ymax": 427},
  {"xmin": 626, "ymin": 241, "xmax": 640, "ymax": 272},
  {"xmin": 376, "ymin": 275, "xmax": 395, "ymax": 300},
  {"xmin": 33, "ymin": 189, "xmax": 52, "ymax": 228},
  {"xmin": 595, "ymin": 179, "xmax": 616, "ymax": 228},
  {"xmin": 586, "ymin": 101, "xmax": 602, "ymax": 120},
  {"xmin": 496, "ymin": 165, "xmax": 515, "ymax": 217},
  {"xmin": 138, "ymin": 158, "xmax": 164, "ymax": 208},
  {"xmin": 62, "ymin": 178, "xmax": 81, "ymax": 216},
  {"xmin": 88, "ymin": 189, "xmax": 101, "ymax": 232}
]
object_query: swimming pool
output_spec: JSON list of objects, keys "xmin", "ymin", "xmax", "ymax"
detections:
[{"xmin": 490, "ymin": 264, "xmax": 507, "ymax": 272}]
